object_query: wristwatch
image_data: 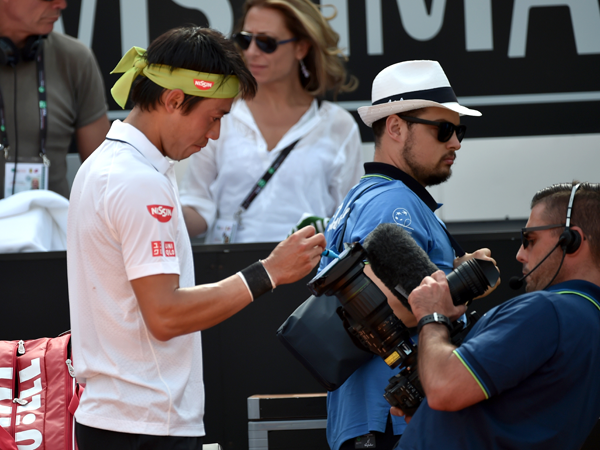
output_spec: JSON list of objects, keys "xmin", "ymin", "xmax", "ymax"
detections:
[{"xmin": 417, "ymin": 312, "xmax": 453, "ymax": 334}]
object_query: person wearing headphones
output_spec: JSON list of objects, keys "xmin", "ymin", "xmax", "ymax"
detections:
[
  {"xmin": 0, "ymin": 0, "xmax": 109, "ymax": 199},
  {"xmin": 393, "ymin": 182, "xmax": 600, "ymax": 450}
]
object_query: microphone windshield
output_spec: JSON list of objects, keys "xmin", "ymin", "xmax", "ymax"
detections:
[
  {"xmin": 364, "ymin": 223, "xmax": 500, "ymax": 307},
  {"xmin": 509, "ymin": 276, "xmax": 524, "ymax": 290},
  {"xmin": 364, "ymin": 223, "xmax": 439, "ymax": 310}
]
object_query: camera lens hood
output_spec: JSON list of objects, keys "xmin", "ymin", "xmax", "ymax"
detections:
[{"xmin": 447, "ymin": 258, "xmax": 499, "ymax": 305}]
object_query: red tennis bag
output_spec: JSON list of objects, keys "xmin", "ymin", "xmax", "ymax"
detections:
[{"xmin": 0, "ymin": 334, "xmax": 81, "ymax": 450}]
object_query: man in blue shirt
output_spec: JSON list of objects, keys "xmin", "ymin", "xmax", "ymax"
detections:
[
  {"xmin": 319, "ymin": 60, "xmax": 497, "ymax": 450},
  {"xmin": 395, "ymin": 182, "xmax": 600, "ymax": 450}
]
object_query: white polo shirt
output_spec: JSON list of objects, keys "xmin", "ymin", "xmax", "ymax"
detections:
[{"xmin": 67, "ymin": 120, "xmax": 203, "ymax": 436}]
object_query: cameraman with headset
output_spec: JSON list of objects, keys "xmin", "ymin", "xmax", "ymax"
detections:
[
  {"xmin": 0, "ymin": 0, "xmax": 109, "ymax": 199},
  {"xmin": 394, "ymin": 182, "xmax": 600, "ymax": 450}
]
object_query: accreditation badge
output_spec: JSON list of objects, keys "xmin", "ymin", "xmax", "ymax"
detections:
[
  {"xmin": 207, "ymin": 218, "xmax": 238, "ymax": 244},
  {"xmin": 4, "ymin": 157, "xmax": 49, "ymax": 198}
]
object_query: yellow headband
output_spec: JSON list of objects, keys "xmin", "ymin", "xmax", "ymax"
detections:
[{"xmin": 111, "ymin": 47, "xmax": 240, "ymax": 109}]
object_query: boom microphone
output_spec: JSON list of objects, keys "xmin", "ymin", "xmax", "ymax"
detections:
[
  {"xmin": 508, "ymin": 276, "xmax": 525, "ymax": 290},
  {"xmin": 363, "ymin": 223, "xmax": 499, "ymax": 309}
]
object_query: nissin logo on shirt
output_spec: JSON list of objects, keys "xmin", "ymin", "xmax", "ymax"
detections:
[
  {"xmin": 147, "ymin": 205, "xmax": 174, "ymax": 223},
  {"xmin": 194, "ymin": 79, "xmax": 214, "ymax": 90}
]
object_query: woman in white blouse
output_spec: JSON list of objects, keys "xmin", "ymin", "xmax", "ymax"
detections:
[{"xmin": 180, "ymin": 0, "xmax": 363, "ymax": 243}]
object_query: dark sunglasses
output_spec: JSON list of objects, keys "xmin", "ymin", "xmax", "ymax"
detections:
[
  {"xmin": 232, "ymin": 31, "xmax": 297, "ymax": 54},
  {"xmin": 521, "ymin": 224, "xmax": 565, "ymax": 248},
  {"xmin": 397, "ymin": 115, "xmax": 467, "ymax": 143}
]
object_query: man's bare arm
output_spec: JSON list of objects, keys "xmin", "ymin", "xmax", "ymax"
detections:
[
  {"xmin": 408, "ymin": 271, "xmax": 486, "ymax": 411},
  {"xmin": 182, "ymin": 206, "xmax": 208, "ymax": 237},
  {"xmin": 131, "ymin": 226, "xmax": 326, "ymax": 341},
  {"xmin": 76, "ymin": 115, "xmax": 110, "ymax": 161}
]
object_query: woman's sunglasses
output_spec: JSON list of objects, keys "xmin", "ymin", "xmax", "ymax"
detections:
[
  {"xmin": 232, "ymin": 31, "xmax": 297, "ymax": 54},
  {"xmin": 397, "ymin": 115, "xmax": 467, "ymax": 143}
]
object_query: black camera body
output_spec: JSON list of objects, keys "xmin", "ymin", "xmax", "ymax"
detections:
[
  {"xmin": 309, "ymin": 243, "xmax": 418, "ymax": 369},
  {"xmin": 384, "ymin": 364, "xmax": 423, "ymax": 416},
  {"xmin": 308, "ymin": 241, "xmax": 497, "ymax": 413},
  {"xmin": 383, "ymin": 312, "xmax": 479, "ymax": 416}
]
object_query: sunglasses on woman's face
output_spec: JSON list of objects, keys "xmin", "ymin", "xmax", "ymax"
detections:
[
  {"xmin": 397, "ymin": 115, "xmax": 467, "ymax": 143},
  {"xmin": 232, "ymin": 31, "xmax": 297, "ymax": 54}
]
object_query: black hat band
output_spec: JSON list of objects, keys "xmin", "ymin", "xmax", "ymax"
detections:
[{"xmin": 373, "ymin": 86, "xmax": 458, "ymax": 106}]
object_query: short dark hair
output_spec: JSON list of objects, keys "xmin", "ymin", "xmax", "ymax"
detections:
[
  {"xmin": 130, "ymin": 26, "xmax": 257, "ymax": 114},
  {"xmin": 371, "ymin": 108, "xmax": 424, "ymax": 147},
  {"xmin": 531, "ymin": 182, "xmax": 600, "ymax": 266}
]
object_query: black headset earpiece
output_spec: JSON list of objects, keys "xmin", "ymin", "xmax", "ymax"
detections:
[
  {"xmin": 560, "ymin": 183, "xmax": 582, "ymax": 254},
  {"xmin": 0, "ymin": 35, "xmax": 44, "ymax": 66},
  {"xmin": 559, "ymin": 228, "xmax": 582, "ymax": 254}
]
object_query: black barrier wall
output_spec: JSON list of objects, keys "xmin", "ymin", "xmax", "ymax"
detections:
[
  {"xmin": 1, "ymin": 227, "xmax": 599, "ymax": 450},
  {"xmin": 57, "ymin": 1, "xmax": 600, "ymax": 140}
]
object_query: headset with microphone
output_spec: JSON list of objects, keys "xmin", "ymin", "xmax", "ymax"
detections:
[
  {"xmin": 0, "ymin": 35, "xmax": 45, "ymax": 67},
  {"xmin": 510, "ymin": 183, "xmax": 582, "ymax": 290}
]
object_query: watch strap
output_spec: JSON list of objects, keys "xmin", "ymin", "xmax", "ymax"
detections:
[{"xmin": 417, "ymin": 312, "xmax": 452, "ymax": 334}]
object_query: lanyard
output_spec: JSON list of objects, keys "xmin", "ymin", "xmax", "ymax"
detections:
[
  {"xmin": 0, "ymin": 81, "xmax": 8, "ymax": 157},
  {"xmin": 235, "ymin": 138, "xmax": 300, "ymax": 221},
  {"xmin": 0, "ymin": 47, "xmax": 49, "ymax": 165}
]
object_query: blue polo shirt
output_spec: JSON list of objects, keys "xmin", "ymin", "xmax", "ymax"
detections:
[
  {"xmin": 399, "ymin": 280, "xmax": 600, "ymax": 450},
  {"xmin": 319, "ymin": 163, "xmax": 457, "ymax": 450}
]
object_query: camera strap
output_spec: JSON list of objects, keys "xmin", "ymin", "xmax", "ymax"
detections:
[
  {"xmin": 353, "ymin": 164, "xmax": 465, "ymax": 257},
  {"xmin": 334, "ymin": 180, "xmax": 384, "ymax": 253},
  {"xmin": 442, "ymin": 226, "xmax": 465, "ymax": 258},
  {"xmin": 334, "ymin": 175, "xmax": 465, "ymax": 258}
]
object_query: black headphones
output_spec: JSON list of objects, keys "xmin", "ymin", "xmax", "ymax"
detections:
[
  {"xmin": 558, "ymin": 183, "xmax": 582, "ymax": 254},
  {"xmin": 0, "ymin": 35, "xmax": 45, "ymax": 67}
]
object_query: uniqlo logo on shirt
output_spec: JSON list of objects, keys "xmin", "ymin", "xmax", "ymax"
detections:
[
  {"xmin": 147, "ymin": 205, "xmax": 174, "ymax": 223},
  {"xmin": 152, "ymin": 241, "xmax": 163, "ymax": 257},
  {"xmin": 165, "ymin": 241, "xmax": 176, "ymax": 257}
]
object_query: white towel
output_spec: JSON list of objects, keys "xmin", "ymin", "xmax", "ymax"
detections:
[{"xmin": 0, "ymin": 190, "xmax": 69, "ymax": 253}]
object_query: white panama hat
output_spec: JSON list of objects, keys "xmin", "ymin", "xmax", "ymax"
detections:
[{"xmin": 358, "ymin": 60, "xmax": 481, "ymax": 127}]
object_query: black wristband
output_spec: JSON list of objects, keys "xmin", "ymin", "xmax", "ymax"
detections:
[
  {"xmin": 417, "ymin": 312, "xmax": 452, "ymax": 334},
  {"xmin": 239, "ymin": 261, "xmax": 274, "ymax": 300}
]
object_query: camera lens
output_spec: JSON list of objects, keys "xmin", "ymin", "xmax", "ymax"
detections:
[
  {"xmin": 447, "ymin": 259, "xmax": 499, "ymax": 305},
  {"xmin": 307, "ymin": 243, "xmax": 417, "ymax": 368}
]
